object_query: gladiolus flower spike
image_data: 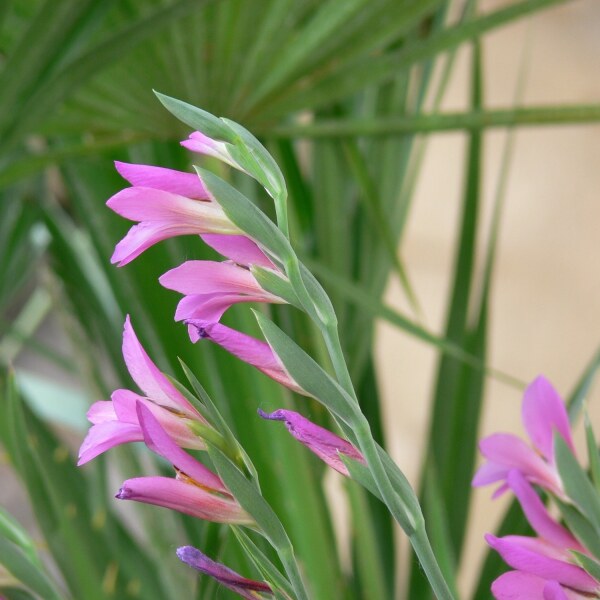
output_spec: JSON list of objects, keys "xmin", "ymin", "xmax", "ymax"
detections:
[
  {"xmin": 176, "ymin": 546, "xmax": 272, "ymax": 600},
  {"xmin": 258, "ymin": 409, "xmax": 365, "ymax": 476}
]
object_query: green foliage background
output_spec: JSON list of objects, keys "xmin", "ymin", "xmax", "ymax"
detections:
[{"xmin": 0, "ymin": 0, "xmax": 599, "ymax": 598}]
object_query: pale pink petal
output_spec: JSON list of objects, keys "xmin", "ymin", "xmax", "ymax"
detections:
[
  {"xmin": 159, "ymin": 260, "xmax": 271, "ymax": 297},
  {"xmin": 136, "ymin": 403, "xmax": 227, "ymax": 494},
  {"xmin": 522, "ymin": 376, "xmax": 575, "ymax": 461},
  {"xmin": 78, "ymin": 421, "xmax": 142, "ymax": 466},
  {"xmin": 472, "ymin": 461, "xmax": 511, "ymax": 487},
  {"xmin": 114, "ymin": 162, "xmax": 208, "ymax": 199},
  {"xmin": 176, "ymin": 546, "xmax": 272, "ymax": 599},
  {"xmin": 259, "ymin": 409, "xmax": 364, "ymax": 475},
  {"xmin": 122, "ymin": 316, "xmax": 197, "ymax": 417},
  {"xmin": 181, "ymin": 132, "xmax": 236, "ymax": 166},
  {"xmin": 201, "ymin": 234, "xmax": 274, "ymax": 268},
  {"xmin": 87, "ymin": 400, "xmax": 117, "ymax": 424},
  {"xmin": 507, "ymin": 470, "xmax": 582, "ymax": 551},
  {"xmin": 542, "ymin": 581, "xmax": 571, "ymax": 600},
  {"xmin": 485, "ymin": 535, "xmax": 598, "ymax": 593},
  {"xmin": 116, "ymin": 476, "xmax": 251, "ymax": 524}
]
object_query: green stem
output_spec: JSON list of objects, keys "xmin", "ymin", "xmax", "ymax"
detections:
[
  {"xmin": 279, "ymin": 546, "xmax": 309, "ymax": 600},
  {"xmin": 410, "ymin": 522, "xmax": 457, "ymax": 600}
]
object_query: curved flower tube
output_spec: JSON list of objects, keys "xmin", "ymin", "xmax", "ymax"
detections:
[
  {"xmin": 176, "ymin": 546, "xmax": 272, "ymax": 599},
  {"xmin": 473, "ymin": 376, "xmax": 575, "ymax": 497},
  {"xmin": 78, "ymin": 315, "xmax": 208, "ymax": 465},
  {"xmin": 186, "ymin": 321, "xmax": 306, "ymax": 395},
  {"xmin": 116, "ymin": 404, "xmax": 252, "ymax": 525},
  {"xmin": 258, "ymin": 409, "xmax": 365, "ymax": 476}
]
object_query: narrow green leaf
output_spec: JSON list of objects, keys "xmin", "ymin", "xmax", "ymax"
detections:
[
  {"xmin": 556, "ymin": 499, "xmax": 600, "ymax": 560},
  {"xmin": 195, "ymin": 167, "xmax": 293, "ymax": 263},
  {"xmin": 251, "ymin": 267, "xmax": 300, "ymax": 308},
  {"xmin": 555, "ymin": 434, "xmax": 600, "ymax": 533},
  {"xmin": 585, "ymin": 413, "xmax": 600, "ymax": 494},
  {"xmin": 0, "ymin": 531, "xmax": 65, "ymax": 600},
  {"xmin": 154, "ymin": 91, "xmax": 235, "ymax": 141},
  {"xmin": 253, "ymin": 311, "xmax": 357, "ymax": 424},
  {"xmin": 231, "ymin": 527, "xmax": 295, "ymax": 600},
  {"xmin": 0, "ymin": 509, "xmax": 40, "ymax": 567},
  {"xmin": 571, "ymin": 550, "xmax": 600, "ymax": 582}
]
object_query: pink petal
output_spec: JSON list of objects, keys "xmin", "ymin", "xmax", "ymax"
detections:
[
  {"xmin": 507, "ymin": 470, "xmax": 582, "ymax": 551},
  {"xmin": 486, "ymin": 535, "xmax": 598, "ymax": 593},
  {"xmin": 114, "ymin": 162, "xmax": 208, "ymax": 199},
  {"xmin": 159, "ymin": 260, "xmax": 271, "ymax": 297},
  {"xmin": 543, "ymin": 581, "xmax": 571, "ymax": 600},
  {"xmin": 522, "ymin": 376, "xmax": 575, "ymax": 461},
  {"xmin": 491, "ymin": 571, "xmax": 547, "ymax": 599},
  {"xmin": 174, "ymin": 292, "xmax": 275, "ymax": 323},
  {"xmin": 200, "ymin": 234, "xmax": 274, "ymax": 268},
  {"xmin": 176, "ymin": 546, "xmax": 272, "ymax": 599},
  {"xmin": 86, "ymin": 400, "xmax": 117, "ymax": 424},
  {"xmin": 122, "ymin": 316, "xmax": 197, "ymax": 417},
  {"xmin": 187, "ymin": 321, "xmax": 306, "ymax": 395},
  {"xmin": 259, "ymin": 409, "xmax": 364, "ymax": 475},
  {"xmin": 78, "ymin": 421, "xmax": 142, "ymax": 466},
  {"xmin": 136, "ymin": 403, "xmax": 227, "ymax": 494},
  {"xmin": 478, "ymin": 433, "xmax": 561, "ymax": 494},
  {"xmin": 116, "ymin": 476, "xmax": 251, "ymax": 524}
]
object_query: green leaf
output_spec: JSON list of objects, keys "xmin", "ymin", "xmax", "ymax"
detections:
[
  {"xmin": 195, "ymin": 167, "xmax": 293, "ymax": 263},
  {"xmin": 0, "ymin": 533, "xmax": 65, "ymax": 600},
  {"xmin": 0, "ymin": 508, "xmax": 40, "ymax": 567},
  {"xmin": 253, "ymin": 311, "xmax": 357, "ymax": 424},
  {"xmin": 571, "ymin": 550, "xmax": 600, "ymax": 582},
  {"xmin": 154, "ymin": 91, "xmax": 235, "ymax": 142},
  {"xmin": 557, "ymin": 499, "xmax": 600, "ymax": 560},
  {"xmin": 555, "ymin": 434, "xmax": 600, "ymax": 534},
  {"xmin": 585, "ymin": 413, "xmax": 600, "ymax": 494},
  {"xmin": 250, "ymin": 267, "xmax": 300, "ymax": 309}
]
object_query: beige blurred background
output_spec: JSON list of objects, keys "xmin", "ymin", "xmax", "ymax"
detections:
[{"xmin": 376, "ymin": 0, "xmax": 600, "ymax": 595}]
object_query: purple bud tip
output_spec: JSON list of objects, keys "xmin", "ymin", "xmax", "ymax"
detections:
[
  {"xmin": 115, "ymin": 486, "xmax": 129, "ymax": 500},
  {"xmin": 257, "ymin": 408, "xmax": 286, "ymax": 421},
  {"xmin": 176, "ymin": 546, "xmax": 198, "ymax": 564}
]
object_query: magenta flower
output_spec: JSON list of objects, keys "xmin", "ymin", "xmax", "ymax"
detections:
[
  {"xmin": 78, "ymin": 315, "xmax": 207, "ymax": 465},
  {"xmin": 116, "ymin": 403, "xmax": 252, "ymax": 525},
  {"xmin": 473, "ymin": 376, "xmax": 575, "ymax": 497},
  {"xmin": 258, "ymin": 409, "xmax": 365, "ymax": 476},
  {"xmin": 485, "ymin": 471, "xmax": 597, "ymax": 599},
  {"xmin": 108, "ymin": 161, "xmax": 242, "ymax": 266},
  {"xmin": 176, "ymin": 546, "xmax": 272, "ymax": 599},
  {"xmin": 159, "ymin": 260, "xmax": 285, "ymax": 324},
  {"xmin": 186, "ymin": 321, "xmax": 306, "ymax": 395}
]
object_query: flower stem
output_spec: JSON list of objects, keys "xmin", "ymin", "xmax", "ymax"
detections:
[{"xmin": 279, "ymin": 546, "xmax": 308, "ymax": 600}]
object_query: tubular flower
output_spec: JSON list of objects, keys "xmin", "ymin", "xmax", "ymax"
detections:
[
  {"xmin": 176, "ymin": 546, "xmax": 272, "ymax": 600},
  {"xmin": 258, "ymin": 409, "xmax": 365, "ymax": 476},
  {"xmin": 116, "ymin": 404, "xmax": 252, "ymax": 525},
  {"xmin": 186, "ymin": 321, "xmax": 307, "ymax": 395},
  {"xmin": 108, "ymin": 161, "xmax": 243, "ymax": 266},
  {"xmin": 472, "ymin": 376, "xmax": 575, "ymax": 497},
  {"xmin": 78, "ymin": 315, "xmax": 208, "ymax": 465},
  {"xmin": 159, "ymin": 260, "xmax": 285, "ymax": 325},
  {"xmin": 485, "ymin": 471, "xmax": 598, "ymax": 599}
]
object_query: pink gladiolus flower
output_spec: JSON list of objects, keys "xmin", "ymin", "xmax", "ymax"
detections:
[
  {"xmin": 485, "ymin": 471, "xmax": 598, "ymax": 599},
  {"xmin": 186, "ymin": 321, "xmax": 306, "ymax": 395},
  {"xmin": 108, "ymin": 161, "xmax": 243, "ymax": 266},
  {"xmin": 176, "ymin": 546, "xmax": 272, "ymax": 599},
  {"xmin": 473, "ymin": 376, "xmax": 575, "ymax": 497},
  {"xmin": 159, "ymin": 260, "xmax": 285, "ymax": 324},
  {"xmin": 116, "ymin": 404, "xmax": 252, "ymax": 525},
  {"xmin": 78, "ymin": 315, "xmax": 207, "ymax": 465},
  {"xmin": 258, "ymin": 409, "xmax": 365, "ymax": 476}
]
